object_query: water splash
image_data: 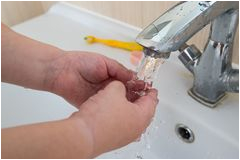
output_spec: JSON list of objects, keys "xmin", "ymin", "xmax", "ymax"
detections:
[
  {"xmin": 126, "ymin": 55, "xmax": 165, "ymax": 101},
  {"xmin": 127, "ymin": 54, "xmax": 165, "ymax": 157},
  {"xmin": 136, "ymin": 55, "xmax": 165, "ymax": 85}
]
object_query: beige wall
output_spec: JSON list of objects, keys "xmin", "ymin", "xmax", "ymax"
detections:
[
  {"xmin": 1, "ymin": 1, "xmax": 239, "ymax": 63},
  {"xmin": 1, "ymin": 1, "xmax": 44, "ymax": 26}
]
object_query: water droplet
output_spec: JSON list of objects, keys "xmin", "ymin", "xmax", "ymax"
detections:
[{"xmin": 198, "ymin": 2, "xmax": 210, "ymax": 7}]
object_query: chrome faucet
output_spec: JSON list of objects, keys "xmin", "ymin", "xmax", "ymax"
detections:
[{"xmin": 136, "ymin": 1, "xmax": 239, "ymax": 107}]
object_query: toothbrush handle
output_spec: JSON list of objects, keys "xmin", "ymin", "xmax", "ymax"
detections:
[{"xmin": 97, "ymin": 39, "xmax": 143, "ymax": 51}]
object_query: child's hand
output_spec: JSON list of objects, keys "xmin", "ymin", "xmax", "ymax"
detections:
[
  {"xmin": 46, "ymin": 52, "xmax": 133, "ymax": 108},
  {"xmin": 70, "ymin": 81, "xmax": 158, "ymax": 157}
]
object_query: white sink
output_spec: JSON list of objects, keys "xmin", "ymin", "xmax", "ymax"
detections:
[
  {"xmin": 99, "ymin": 56, "xmax": 239, "ymax": 158},
  {"xmin": 1, "ymin": 2, "xmax": 239, "ymax": 158}
]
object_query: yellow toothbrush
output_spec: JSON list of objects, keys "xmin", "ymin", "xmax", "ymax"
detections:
[{"xmin": 84, "ymin": 35, "xmax": 143, "ymax": 51}]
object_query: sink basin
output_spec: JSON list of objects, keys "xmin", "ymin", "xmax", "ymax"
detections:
[
  {"xmin": 98, "ymin": 55, "xmax": 239, "ymax": 159},
  {"xmin": 1, "ymin": 2, "xmax": 239, "ymax": 158}
]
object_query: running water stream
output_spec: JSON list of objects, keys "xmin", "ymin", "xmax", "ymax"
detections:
[{"xmin": 126, "ymin": 53, "xmax": 165, "ymax": 158}]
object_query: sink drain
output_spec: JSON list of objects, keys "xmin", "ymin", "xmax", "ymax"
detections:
[{"xmin": 175, "ymin": 124, "xmax": 194, "ymax": 143}]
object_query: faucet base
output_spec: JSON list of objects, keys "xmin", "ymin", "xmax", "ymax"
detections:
[{"xmin": 188, "ymin": 89, "xmax": 227, "ymax": 108}]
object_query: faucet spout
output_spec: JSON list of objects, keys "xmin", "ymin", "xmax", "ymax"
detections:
[{"xmin": 136, "ymin": 1, "xmax": 238, "ymax": 54}]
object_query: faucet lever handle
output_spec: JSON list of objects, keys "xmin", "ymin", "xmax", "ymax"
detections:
[{"xmin": 178, "ymin": 45, "xmax": 201, "ymax": 73}]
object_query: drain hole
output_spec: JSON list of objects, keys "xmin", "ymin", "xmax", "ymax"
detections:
[
  {"xmin": 178, "ymin": 127, "xmax": 191, "ymax": 139},
  {"xmin": 175, "ymin": 124, "xmax": 194, "ymax": 143}
]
